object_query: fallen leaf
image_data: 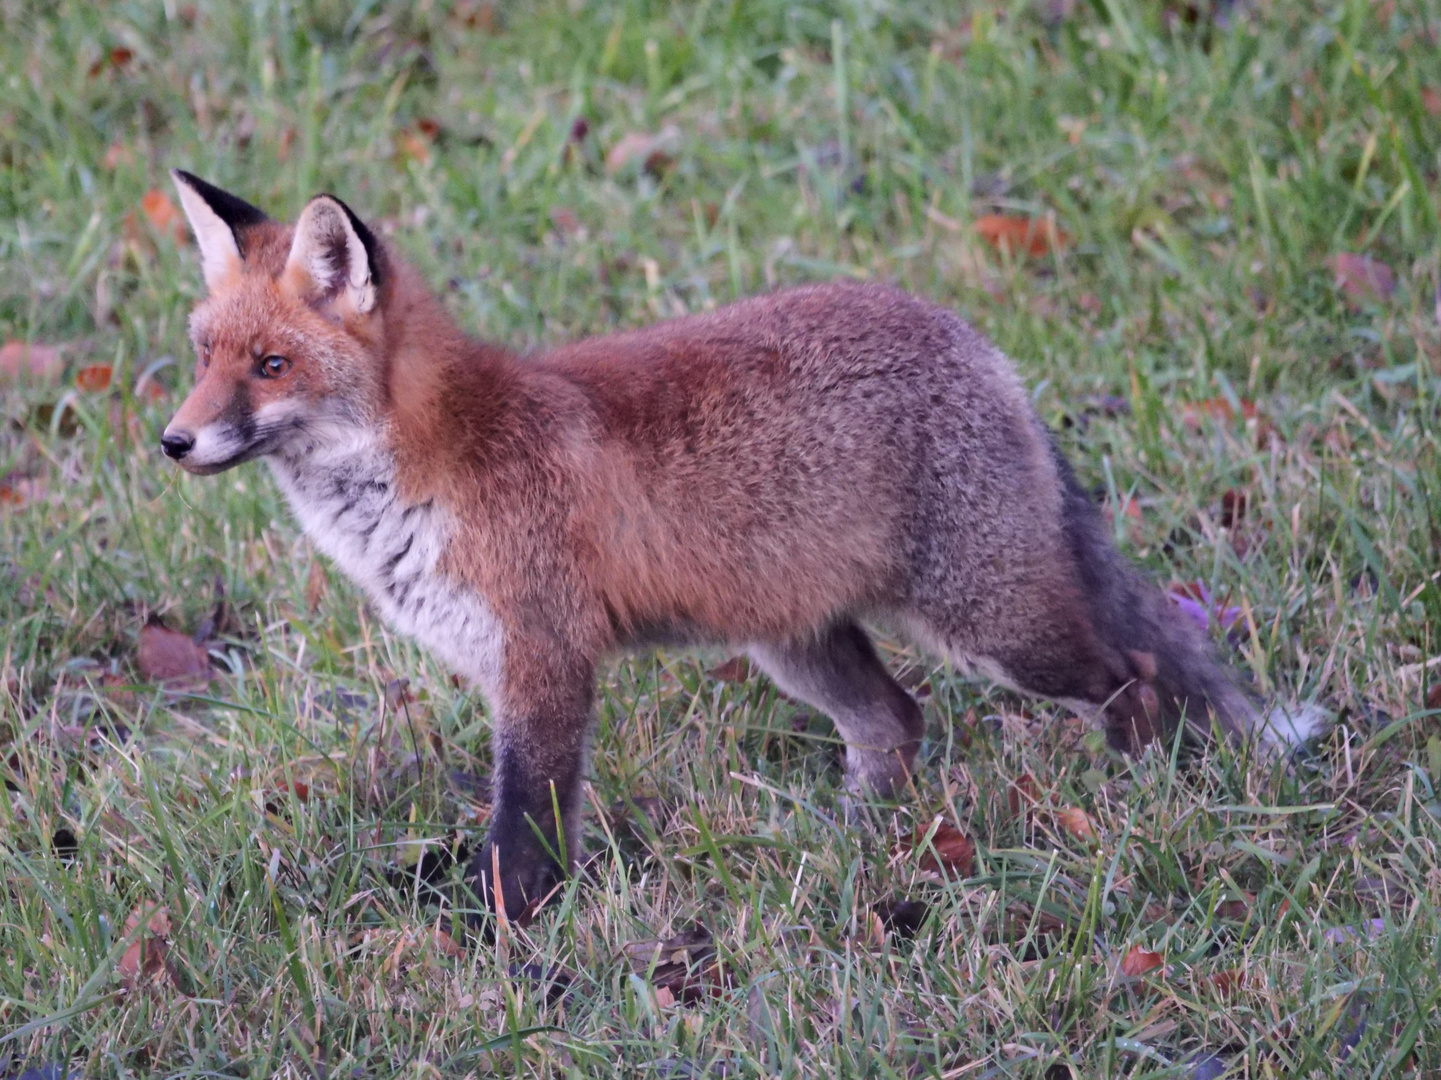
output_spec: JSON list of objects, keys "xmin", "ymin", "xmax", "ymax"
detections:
[
  {"xmin": 1426, "ymin": 683, "xmax": 1441, "ymax": 710},
  {"xmin": 1007, "ymin": 772, "xmax": 1041, "ymax": 818},
  {"xmin": 431, "ymin": 923, "xmax": 465, "ymax": 958},
  {"xmin": 973, "ymin": 213, "xmax": 1071, "ymax": 257},
  {"xmin": 1204, "ymin": 968, "xmax": 1245, "ymax": 996},
  {"xmin": 623, "ymin": 925, "xmax": 727, "ymax": 1004},
  {"xmin": 1219, "ymin": 488, "xmax": 1247, "ymax": 529},
  {"xmin": 605, "ymin": 126, "xmax": 680, "ymax": 176},
  {"xmin": 912, "ymin": 818, "xmax": 976, "ymax": 878},
  {"xmin": 1215, "ymin": 891, "xmax": 1254, "ymax": 920},
  {"xmin": 708, "ymin": 656, "xmax": 752, "ymax": 682},
  {"xmin": 1178, "ymin": 397, "xmax": 1258, "ymax": 431},
  {"xmin": 0, "ymin": 474, "xmax": 44, "ymax": 507},
  {"xmin": 89, "ymin": 45, "xmax": 134, "ymax": 77},
  {"xmin": 1120, "ymin": 945, "xmax": 1164, "ymax": 977},
  {"xmin": 103, "ymin": 142, "xmax": 136, "ymax": 170},
  {"xmin": 397, "ymin": 127, "xmax": 433, "ymax": 164},
  {"xmin": 1330, "ymin": 253, "xmax": 1395, "ymax": 304},
  {"xmin": 549, "ymin": 206, "xmax": 583, "ymax": 237},
  {"xmin": 74, "ymin": 363, "xmax": 112, "ymax": 392},
  {"xmin": 140, "ymin": 189, "xmax": 187, "ymax": 245},
  {"xmin": 304, "ymin": 558, "xmax": 328, "ymax": 614},
  {"xmin": 1423, "ymin": 87, "xmax": 1441, "ymax": 116},
  {"xmin": 1056, "ymin": 806, "xmax": 1098, "ymax": 844},
  {"xmin": 117, "ymin": 904, "xmax": 171, "ymax": 990},
  {"xmin": 136, "ymin": 616, "xmax": 211, "ymax": 687},
  {"xmin": 1, "ymin": 340, "xmax": 64, "ymax": 384}
]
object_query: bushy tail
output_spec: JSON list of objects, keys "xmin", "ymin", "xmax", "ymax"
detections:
[{"xmin": 1049, "ymin": 443, "xmax": 1260, "ymax": 748}]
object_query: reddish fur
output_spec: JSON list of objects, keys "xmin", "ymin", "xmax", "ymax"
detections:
[{"xmin": 165, "ymin": 179, "xmax": 1260, "ymax": 924}]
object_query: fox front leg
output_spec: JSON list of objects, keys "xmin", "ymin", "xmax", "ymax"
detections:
[{"xmin": 465, "ymin": 648, "xmax": 592, "ymax": 926}]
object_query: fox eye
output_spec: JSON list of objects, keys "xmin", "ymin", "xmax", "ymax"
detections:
[
  {"xmin": 200, "ymin": 342, "xmax": 211, "ymax": 367},
  {"xmin": 259, "ymin": 355, "xmax": 292, "ymax": 379}
]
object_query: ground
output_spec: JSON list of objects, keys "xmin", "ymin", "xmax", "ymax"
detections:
[{"xmin": 1, "ymin": 0, "xmax": 1439, "ymax": 1076}]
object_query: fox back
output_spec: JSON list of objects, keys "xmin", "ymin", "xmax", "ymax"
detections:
[{"xmin": 163, "ymin": 172, "xmax": 1265, "ymax": 922}]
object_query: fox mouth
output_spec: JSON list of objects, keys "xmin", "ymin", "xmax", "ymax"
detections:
[{"xmin": 163, "ymin": 413, "xmax": 300, "ymax": 474}]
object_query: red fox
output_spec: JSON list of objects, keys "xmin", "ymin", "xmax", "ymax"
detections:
[{"xmin": 162, "ymin": 170, "xmax": 1282, "ymax": 921}]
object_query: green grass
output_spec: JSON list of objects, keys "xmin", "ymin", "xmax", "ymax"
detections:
[{"xmin": 2, "ymin": 0, "xmax": 1440, "ymax": 1075}]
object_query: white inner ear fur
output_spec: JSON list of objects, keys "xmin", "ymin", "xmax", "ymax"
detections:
[
  {"xmin": 172, "ymin": 172, "xmax": 243, "ymax": 292},
  {"xmin": 285, "ymin": 198, "xmax": 376, "ymax": 315}
]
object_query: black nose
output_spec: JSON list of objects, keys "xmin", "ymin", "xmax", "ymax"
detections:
[{"xmin": 161, "ymin": 431, "xmax": 195, "ymax": 460}]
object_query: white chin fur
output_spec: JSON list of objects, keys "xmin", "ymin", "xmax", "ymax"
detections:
[
  {"xmin": 186, "ymin": 423, "xmax": 246, "ymax": 468},
  {"xmin": 1259, "ymin": 702, "xmax": 1330, "ymax": 748}
]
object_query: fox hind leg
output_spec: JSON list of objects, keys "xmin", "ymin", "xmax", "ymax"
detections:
[{"xmin": 749, "ymin": 621, "xmax": 925, "ymax": 796}]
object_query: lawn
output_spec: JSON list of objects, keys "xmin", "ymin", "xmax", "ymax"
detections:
[{"xmin": 2, "ymin": 0, "xmax": 1439, "ymax": 1075}]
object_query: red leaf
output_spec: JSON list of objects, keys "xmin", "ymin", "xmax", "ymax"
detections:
[
  {"xmin": 141, "ymin": 189, "xmax": 187, "ymax": 245},
  {"xmin": 912, "ymin": 818, "xmax": 976, "ymax": 878},
  {"xmin": 1205, "ymin": 968, "xmax": 1245, "ymax": 996},
  {"xmin": 707, "ymin": 656, "xmax": 752, "ymax": 682},
  {"xmin": 117, "ymin": 904, "xmax": 171, "ymax": 990},
  {"xmin": 1178, "ymin": 397, "xmax": 1258, "ymax": 431},
  {"xmin": 1007, "ymin": 773, "xmax": 1041, "ymax": 818},
  {"xmin": 0, "ymin": 340, "xmax": 64, "ymax": 384},
  {"xmin": 973, "ymin": 214, "xmax": 1071, "ymax": 257},
  {"xmin": 1330, "ymin": 253, "xmax": 1395, "ymax": 303},
  {"xmin": 75, "ymin": 363, "xmax": 112, "ymax": 392},
  {"xmin": 1056, "ymin": 806, "xmax": 1098, "ymax": 845},
  {"xmin": 137, "ymin": 618, "xmax": 211, "ymax": 687},
  {"xmin": 1120, "ymin": 945, "xmax": 1164, "ymax": 977}
]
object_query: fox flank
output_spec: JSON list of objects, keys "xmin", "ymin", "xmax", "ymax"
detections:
[{"xmin": 163, "ymin": 171, "xmax": 1268, "ymax": 924}]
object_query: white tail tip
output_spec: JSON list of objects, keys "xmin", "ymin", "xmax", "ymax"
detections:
[{"xmin": 1260, "ymin": 702, "xmax": 1331, "ymax": 748}]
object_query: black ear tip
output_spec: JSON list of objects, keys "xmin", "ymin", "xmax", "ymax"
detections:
[{"xmin": 169, "ymin": 170, "xmax": 270, "ymax": 230}]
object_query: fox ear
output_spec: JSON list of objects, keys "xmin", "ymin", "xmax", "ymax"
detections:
[
  {"xmin": 171, "ymin": 170, "xmax": 268, "ymax": 291},
  {"xmin": 282, "ymin": 195, "xmax": 383, "ymax": 317}
]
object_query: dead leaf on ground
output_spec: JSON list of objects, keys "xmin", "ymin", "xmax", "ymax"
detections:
[
  {"xmin": 708, "ymin": 656, "xmax": 752, "ymax": 682},
  {"xmin": 1, "ymin": 340, "xmax": 64, "ymax": 384},
  {"xmin": 974, "ymin": 213, "xmax": 1071, "ymax": 257},
  {"xmin": 118, "ymin": 904, "xmax": 172, "ymax": 991},
  {"xmin": 549, "ymin": 206, "xmax": 584, "ymax": 238},
  {"xmin": 137, "ymin": 616, "xmax": 211, "ymax": 688},
  {"xmin": 1423, "ymin": 87, "xmax": 1441, "ymax": 116},
  {"xmin": 396, "ymin": 122, "xmax": 438, "ymax": 164},
  {"xmin": 1203, "ymin": 968, "xmax": 1245, "ymax": 996},
  {"xmin": 1425, "ymin": 684, "xmax": 1441, "ymax": 710},
  {"xmin": 1219, "ymin": 488, "xmax": 1247, "ymax": 529},
  {"xmin": 104, "ymin": 142, "xmax": 136, "ymax": 170},
  {"xmin": 1120, "ymin": 945, "xmax": 1165, "ymax": 977},
  {"xmin": 1056, "ymin": 806, "xmax": 1098, "ymax": 845},
  {"xmin": 911, "ymin": 817, "xmax": 976, "ymax": 878},
  {"xmin": 1330, "ymin": 253, "xmax": 1395, "ymax": 304},
  {"xmin": 305, "ymin": 557, "xmax": 329, "ymax": 613},
  {"xmin": 1215, "ymin": 891, "xmax": 1254, "ymax": 920},
  {"xmin": 75, "ymin": 363, "xmax": 112, "ymax": 392},
  {"xmin": 0, "ymin": 474, "xmax": 45, "ymax": 508},
  {"xmin": 141, "ymin": 189, "xmax": 187, "ymax": 245},
  {"xmin": 605, "ymin": 126, "xmax": 680, "ymax": 176},
  {"xmin": 1007, "ymin": 772, "xmax": 1041, "ymax": 818},
  {"xmin": 624, "ymin": 925, "xmax": 728, "ymax": 1004},
  {"xmin": 89, "ymin": 45, "xmax": 134, "ymax": 77},
  {"xmin": 1179, "ymin": 397, "xmax": 1259, "ymax": 431}
]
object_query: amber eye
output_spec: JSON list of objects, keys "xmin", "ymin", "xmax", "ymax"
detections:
[{"xmin": 259, "ymin": 355, "xmax": 292, "ymax": 379}]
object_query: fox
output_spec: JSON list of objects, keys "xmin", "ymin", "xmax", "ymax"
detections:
[{"xmin": 161, "ymin": 170, "xmax": 1285, "ymax": 923}]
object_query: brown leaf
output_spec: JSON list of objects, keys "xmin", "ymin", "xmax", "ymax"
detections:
[
  {"xmin": 1056, "ymin": 806, "xmax": 1098, "ymax": 844},
  {"xmin": 973, "ymin": 213, "xmax": 1071, "ymax": 257},
  {"xmin": 117, "ymin": 904, "xmax": 171, "ymax": 990},
  {"xmin": 912, "ymin": 818, "xmax": 976, "ymax": 878},
  {"xmin": 0, "ymin": 474, "xmax": 43, "ymax": 508},
  {"xmin": 605, "ymin": 127, "xmax": 680, "ymax": 176},
  {"xmin": 708, "ymin": 656, "xmax": 752, "ymax": 682},
  {"xmin": 1219, "ymin": 488, "xmax": 1247, "ymax": 529},
  {"xmin": 431, "ymin": 923, "xmax": 465, "ymax": 958},
  {"xmin": 1330, "ymin": 253, "xmax": 1395, "ymax": 303},
  {"xmin": 1203, "ymin": 968, "xmax": 1245, "ymax": 996},
  {"xmin": 137, "ymin": 617, "xmax": 211, "ymax": 687},
  {"xmin": 1426, "ymin": 683, "xmax": 1441, "ymax": 710},
  {"xmin": 75, "ymin": 363, "xmax": 113, "ymax": 392},
  {"xmin": 1423, "ymin": 87, "xmax": 1441, "ymax": 117},
  {"xmin": 624, "ymin": 926, "xmax": 726, "ymax": 1004},
  {"xmin": 89, "ymin": 45, "xmax": 134, "ymax": 77},
  {"xmin": 397, "ymin": 126, "xmax": 434, "ymax": 164},
  {"xmin": 141, "ymin": 189, "xmax": 187, "ymax": 245},
  {"xmin": 1119, "ymin": 945, "xmax": 1164, "ymax": 977},
  {"xmin": 549, "ymin": 206, "xmax": 583, "ymax": 237},
  {"xmin": 103, "ymin": 142, "xmax": 136, "ymax": 170},
  {"xmin": 1216, "ymin": 891, "xmax": 1254, "ymax": 920},
  {"xmin": 0, "ymin": 340, "xmax": 64, "ymax": 384},
  {"xmin": 1179, "ymin": 397, "xmax": 1259, "ymax": 431},
  {"xmin": 1007, "ymin": 773, "xmax": 1041, "ymax": 818},
  {"xmin": 304, "ymin": 557, "xmax": 329, "ymax": 614}
]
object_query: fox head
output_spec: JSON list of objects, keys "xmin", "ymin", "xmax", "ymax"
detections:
[{"xmin": 161, "ymin": 171, "xmax": 389, "ymax": 473}]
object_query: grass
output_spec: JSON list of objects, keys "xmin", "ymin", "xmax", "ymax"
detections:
[{"xmin": 2, "ymin": 0, "xmax": 1440, "ymax": 1075}]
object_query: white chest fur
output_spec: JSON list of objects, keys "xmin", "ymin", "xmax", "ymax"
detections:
[{"xmin": 267, "ymin": 428, "xmax": 504, "ymax": 694}]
